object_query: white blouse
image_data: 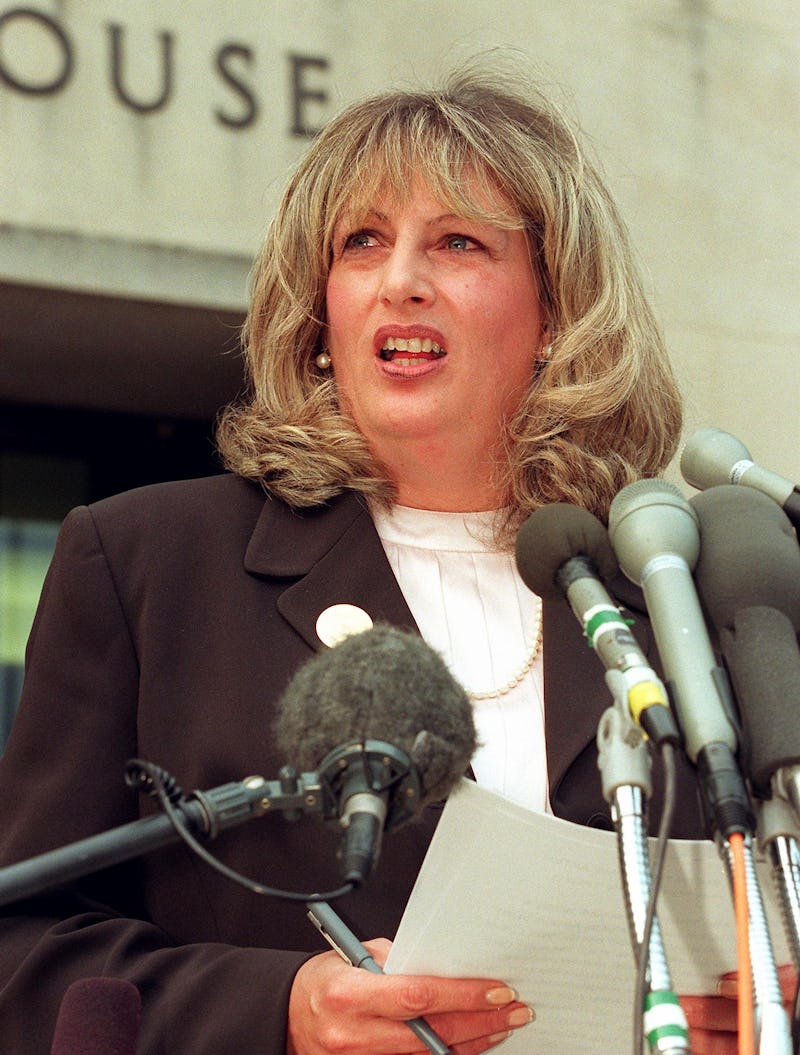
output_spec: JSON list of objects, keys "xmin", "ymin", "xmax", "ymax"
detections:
[{"xmin": 371, "ymin": 504, "xmax": 550, "ymax": 813}]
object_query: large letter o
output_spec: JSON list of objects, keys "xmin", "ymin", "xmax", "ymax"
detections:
[{"xmin": 0, "ymin": 8, "xmax": 73, "ymax": 95}]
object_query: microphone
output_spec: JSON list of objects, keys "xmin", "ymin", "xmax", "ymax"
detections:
[
  {"xmin": 275, "ymin": 624, "xmax": 476, "ymax": 886},
  {"xmin": 681, "ymin": 426, "xmax": 800, "ymax": 532},
  {"xmin": 51, "ymin": 978, "xmax": 141, "ymax": 1055},
  {"xmin": 517, "ymin": 505, "xmax": 693, "ymax": 1052},
  {"xmin": 690, "ymin": 485, "xmax": 800, "ymax": 804},
  {"xmin": 607, "ymin": 479, "xmax": 753, "ymax": 838},
  {"xmin": 515, "ymin": 503, "xmax": 678, "ymax": 745}
]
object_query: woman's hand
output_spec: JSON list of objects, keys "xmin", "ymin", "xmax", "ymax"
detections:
[
  {"xmin": 286, "ymin": 940, "xmax": 534, "ymax": 1055},
  {"xmin": 680, "ymin": 991, "xmax": 739, "ymax": 1054},
  {"xmin": 681, "ymin": 964, "xmax": 797, "ymax": 1054}
]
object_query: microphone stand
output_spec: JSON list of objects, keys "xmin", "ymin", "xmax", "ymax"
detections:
[
  {"xmin": 756, "ymin": 794, "xmax": 800, "ymax": 973},
  {"xmin": 0, "ymin": 753, "xmax": 453, "ymax": 1055},
  {"xmin": 757, "ymin": 790, "xmax": 800, "ymax": 1053},
  {"xmin": 696, "ymin": 751, "xmax": 792, "ymax": 1055},
  {"xmin": 599, "ymin": 692, "xmax": 792, "ymax": 1054},
  {"xmin": 0, "ymin": 743, "xmax": 420, "ymax": 908},
  {"xmin": 714, "ymin": 825, "xmax": 792, "ymax": 1055},
  {"xmin": 597, "ymin": 674, "xmax": 691, "ymax": 1055},
  {"xmin": 691, "ymin": 738, "xmax": 792, "ymax": 1052},
  {"xmin": 685, "ymin": 744, "xmax": 791, "ymax": 1051},
  {"xmin": 0, "ymin": 767, "xmax": 289, "ymax": 907}
]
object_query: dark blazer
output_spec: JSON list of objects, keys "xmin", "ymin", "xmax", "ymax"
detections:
[{"xmin": 0, "ymin": 474, "xmax": 702, "ymax": 1053}]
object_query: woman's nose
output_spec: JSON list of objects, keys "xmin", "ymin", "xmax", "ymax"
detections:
[{"xmin": 378, "ymin": 246, "xmax": 436, "ymax": 306}]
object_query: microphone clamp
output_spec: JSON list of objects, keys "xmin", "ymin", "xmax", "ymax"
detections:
[{"xmin": 315, "ymin": 739, "xmax": 422, "ymax": 832}]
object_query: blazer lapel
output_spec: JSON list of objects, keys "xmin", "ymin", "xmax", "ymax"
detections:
[
  {"xmin": 543, "ymin": 595, "xmax": 609, "ymax": 801},
  {"xmin": 543, "ymin": 577, "xmax": 659, "ymax": 814},
  {"xmin": 243, "ymin": 491, "xmax": 418, "ymax": 652}
]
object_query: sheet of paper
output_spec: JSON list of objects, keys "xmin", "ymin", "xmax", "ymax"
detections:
[{"xmin": 385, "ymin": 779, "xmax": 790, "ymax": 1054}]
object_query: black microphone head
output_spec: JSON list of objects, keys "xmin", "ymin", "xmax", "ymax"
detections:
[
  {"xmin": 275, "ymin": 625, "xmax": 476, "ymax": 808},
  {"xmin": 691, "ymin": 484, "xmax": 800, "ymax": 633},
  {"xmin": 51, "ymin": 978, "xmax": 141, "ymax": 1055},
  {"xmin": 720, "ymin": 606, "xmax": 800, "ymax": 794},
  {"xmin": 515, "ymin": 503, "xmax": 618, "ymax": 599}
]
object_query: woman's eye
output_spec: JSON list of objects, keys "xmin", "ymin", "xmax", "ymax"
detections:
[
  {"xmin": 342, "ymin": 230, "xmax": 377, "ymax": 250},
  {"xmin": 445, "ymin": 234, "xmax": 478, "ymax": 251}
]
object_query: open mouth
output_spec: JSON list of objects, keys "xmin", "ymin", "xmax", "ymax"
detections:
[{"xmin": 378, "ymin": 336, "xmax": 447, "ymax": 363}]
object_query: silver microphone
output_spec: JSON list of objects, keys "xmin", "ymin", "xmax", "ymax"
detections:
[{"xmin": 608, "ymin": 478, "xmax": 752, "ymax": 838}]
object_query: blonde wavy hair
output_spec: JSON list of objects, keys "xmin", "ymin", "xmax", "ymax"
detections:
[{"xmin": 216, "ymin": 64, "xmax": 682, "ymax": 543}]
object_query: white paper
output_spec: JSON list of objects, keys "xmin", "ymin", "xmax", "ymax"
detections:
[{"xmin": 385, "ymin": 779, "xmax": 790, "ymax": 1054}]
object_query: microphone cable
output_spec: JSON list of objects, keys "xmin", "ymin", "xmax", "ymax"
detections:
[
  {"xmin": 128, "ymin": 758, "xmax": 355, "ymax": 903},
  {"xmin": 630, "ymin": 737, "xmax": 679, "ymax": 1055},
  {"xmin": 729, "ymin": 831, "xmax": 755, "ymax": 1055}
]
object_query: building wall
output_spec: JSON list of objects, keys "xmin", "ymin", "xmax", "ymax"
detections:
[
  {"xmin": 1, "ymin": 0, "xmax": 798, "ymax": 469},
  {"xmin": 0, "ymin": 0, "xmax": 798, "ymax": 744}
]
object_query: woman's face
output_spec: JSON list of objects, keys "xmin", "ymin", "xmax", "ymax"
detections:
[{"xmin": 325, "ymin": 177, "xmax": 547, "ymax": 501}]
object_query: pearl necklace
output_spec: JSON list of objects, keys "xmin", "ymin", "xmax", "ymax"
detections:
[{"xmin": 466, "ymin": 600, "xmax": 544, "ymax": 701}]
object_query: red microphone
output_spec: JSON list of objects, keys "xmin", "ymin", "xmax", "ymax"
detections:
[{"xmin": 51, "ymin": 978, "xmax": 141, "ymax": 1055}]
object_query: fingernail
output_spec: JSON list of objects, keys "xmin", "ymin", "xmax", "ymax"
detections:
[
  {"xmin": 486, "ymin": 986, "xmax": 517, "ymax": 1005},
  {"xmin": 717, "ymin": 978, "xmax": 739, "ymax": 998},
  {"xmin": 508, "ymin": 1006, "xmax": 535, "ymax": 1027},
  {"xmin": 487, "ymin": 1031, "xmax": 511, "ymax": 1046}
]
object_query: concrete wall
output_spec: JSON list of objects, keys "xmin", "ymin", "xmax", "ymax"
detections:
[{"xmin": 1, "ymin": 1, "xmax": 798, "ymax": 478}]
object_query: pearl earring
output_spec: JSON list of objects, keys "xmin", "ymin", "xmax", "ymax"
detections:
[{"xmin": 315, "ymin": 351, "xmax": 332, "ymax": 369}]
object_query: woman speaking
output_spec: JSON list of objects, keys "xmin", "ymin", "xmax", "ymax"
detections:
[{"xmin": 0, "ymin": 64, "xmax": 748, "ymax": 1053}]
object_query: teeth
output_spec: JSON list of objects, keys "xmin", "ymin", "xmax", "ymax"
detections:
[{"xmin": 382, "ymin": 337, "xmax": 444, "ymax": 355}]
